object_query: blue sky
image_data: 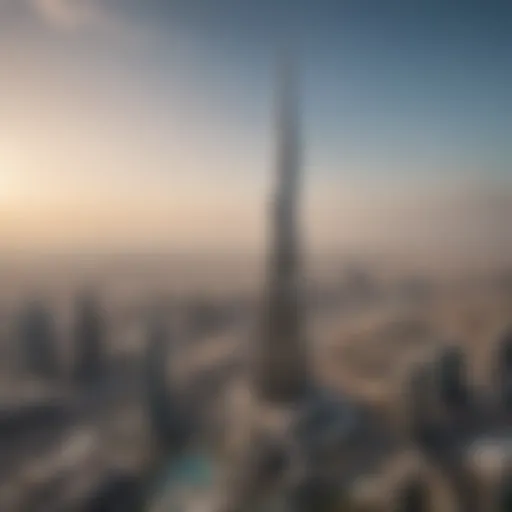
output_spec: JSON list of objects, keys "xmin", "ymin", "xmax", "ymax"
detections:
[
  {"xmin": 0, "ymin": 0, "xmax": 511, "ymax": 258},
  {"xmin": 113, "ymin": 0, "xmax": 512, "ymax": 179}
]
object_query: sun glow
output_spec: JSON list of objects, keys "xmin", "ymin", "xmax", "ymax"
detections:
[
  {"xmin": 0, "ymin": 160, "xmax": 35, "ymax": 208},
  {"xmin": 0, "ymin": 168, "xmax": 15, "ymax": 205}
]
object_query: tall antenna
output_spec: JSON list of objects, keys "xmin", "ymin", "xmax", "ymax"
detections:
[{"xmin": 254, "ymin": 48, "xmax": 309, "ymax": 402}]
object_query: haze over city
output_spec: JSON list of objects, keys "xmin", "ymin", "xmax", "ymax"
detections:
[{"xmin": 2, "ymin": 3, "xmax": 512, "ymax": 512}]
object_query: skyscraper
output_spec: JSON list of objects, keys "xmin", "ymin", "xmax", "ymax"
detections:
[
  {"xmin": 254, "ymin": 49, "xmax": 309, "ymax": 403},
  {"xmin": 17, "ymin": 298, "xmax": 59, "ymax": 380},
  {"xmin": 73, "ymin": 291, "xmax": 104, "ymax": 384}
]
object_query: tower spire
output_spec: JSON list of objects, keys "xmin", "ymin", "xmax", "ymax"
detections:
[{"xmin": 254, "ymin": 48, "xmax": 309, "ymax": 402}]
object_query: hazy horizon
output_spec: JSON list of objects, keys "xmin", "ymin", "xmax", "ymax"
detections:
[{"xmin": 1, "ymin": 1, "xmax": 511, "ymax": 266}]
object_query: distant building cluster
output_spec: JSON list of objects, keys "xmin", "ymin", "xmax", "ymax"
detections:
[{"xmin": 15, "ymin": 292, "xmax": 105, "ymax": 385}]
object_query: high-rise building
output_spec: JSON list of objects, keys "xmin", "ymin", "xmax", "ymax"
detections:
[
  {"xmin": 73, "ymin": 291, "xmax": 104, "ymax": 384},
  {"xmin": 144, "ymin": 318, "xmax": 192, "ymax": 454},
  {"xmin": 254, "ymin": 49, "xmax": 309, "ymax": 403},
  {"xmin": 17, "ymin": 298, "xmax": 59, "ymax": 379}
]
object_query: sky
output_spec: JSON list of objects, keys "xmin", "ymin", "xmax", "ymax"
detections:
[{"xmin": 0, "ymin": 0, "xmax": 511, "ymax": 264}]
